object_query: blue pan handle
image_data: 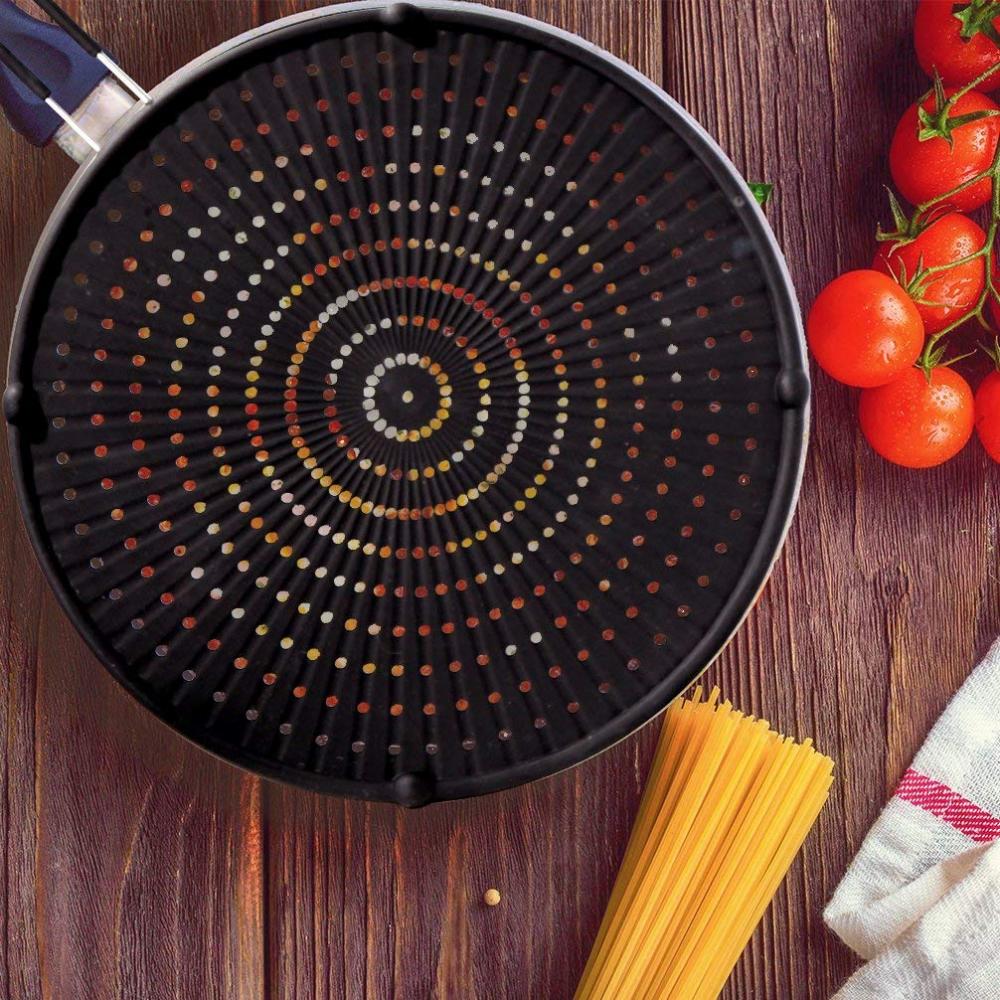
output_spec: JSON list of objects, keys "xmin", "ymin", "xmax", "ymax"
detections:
[{"xmin": 0, "ymin": 0, "xmax": 106, "ymax": 146}]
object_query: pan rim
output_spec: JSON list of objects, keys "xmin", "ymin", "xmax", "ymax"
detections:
[{"xmin": 5, "ymin": 0, "xmax": 809, "ymax": 805}]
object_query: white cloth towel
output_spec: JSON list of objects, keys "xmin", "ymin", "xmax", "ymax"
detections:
[{"xmin": 825, "ymin": 638, "xmax": 1000, "ymax": 998}]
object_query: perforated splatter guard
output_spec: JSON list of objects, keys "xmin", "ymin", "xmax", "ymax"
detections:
[{"xmin": 5, "ymin": 2, "xmax": 808, "ymax": 805}]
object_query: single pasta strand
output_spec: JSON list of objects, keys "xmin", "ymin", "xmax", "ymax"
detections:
[{"xmin": 576, "ymin": 692, "xmax": 833, "ymax": 1000}]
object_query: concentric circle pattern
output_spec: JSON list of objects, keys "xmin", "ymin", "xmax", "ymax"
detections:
[{"xmin": 13, "ymin": 12, "xmax": 804, "ymax": 800}]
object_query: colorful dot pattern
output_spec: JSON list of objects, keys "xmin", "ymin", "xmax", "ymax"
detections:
[{"xmin": 23, "ymin": 28, "xmax": 788, "ymax": 795}]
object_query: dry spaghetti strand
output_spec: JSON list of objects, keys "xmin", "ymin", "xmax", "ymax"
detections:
[{"xmin": 575, "ymin": 689, "xmax": 834, "ymax": 1000}]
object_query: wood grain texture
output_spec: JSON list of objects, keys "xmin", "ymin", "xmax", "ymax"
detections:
[{"xmin": 0, "ymin": 2, "xmax": 997, "ymax": 999}]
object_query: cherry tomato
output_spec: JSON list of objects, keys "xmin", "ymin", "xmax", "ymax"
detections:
[
  {"xmin": 873, "ymin": 212, "xmax": 986, "ymax": 334},
  {"xmin": 859, "ymin": 366, "xmax": 974, "ymax": 467},
  {"xmin": 915, "ymin": 0, "xmax": 1000, "ymax": 91},
  {"xmin": 975, "ymin": 368, "xmax": 1000, "ymax": 460},
  {"xmin": 889, "ymin": 88, "xmax": 1000, "ymax": 211},
  {"xmin": 806, "ymin": 270, "xmax": 925, "ymax": 387}
]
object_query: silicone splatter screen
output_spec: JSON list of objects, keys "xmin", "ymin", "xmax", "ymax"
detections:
[{"xmin": 7, "ymin": 6, "xmax": 806, "ymax": 803}]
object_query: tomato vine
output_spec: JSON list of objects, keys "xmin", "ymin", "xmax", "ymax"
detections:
[{"xmin": 878, "ymin": 61, "xmax": 1000, "ymax": 371}]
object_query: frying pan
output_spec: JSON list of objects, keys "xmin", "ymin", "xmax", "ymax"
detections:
[{"xmin": 3, "ymin": 0, "xmax": 808, "ymax": 805}]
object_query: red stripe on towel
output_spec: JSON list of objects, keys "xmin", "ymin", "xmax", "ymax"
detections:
[{"xmin": 896, "ymin": 769, "xmax": 1000, "ymax": 843}]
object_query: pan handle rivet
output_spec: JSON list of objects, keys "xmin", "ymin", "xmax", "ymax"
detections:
[
  {"xmin": 383, "ymin": 3, "xmax": 420, "ymax": 26},
  {"xmin": 774, "ymin": 369, "xmax": 810, "ymax": 409},
  {"xmin": 381, "ymin": 2, "xmax": 435, "ymax": 45},
  {"xmin": 4, "ymin": 383, "xmax": 46, "ymax": 442},
  {"xmin": 3, "ymin": 383, "xmax": 22, "ymax": 424},
  {"xmin": 393, "ymin": 770, "xmax": 433, "ymax": 807}
]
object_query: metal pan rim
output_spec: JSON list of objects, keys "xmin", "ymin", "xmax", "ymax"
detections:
[{"xmin": 5, "ymin": 0, "xmax": 808, "ymax": 804}]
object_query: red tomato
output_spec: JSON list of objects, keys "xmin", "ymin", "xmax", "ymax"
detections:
[
  {"xmin": 915, "ymin": 0, "xmax": 1000, "ymax": 91},
  {"xmin": 889, "ymin": 88, "xmax": 1000, "ymax": 211},
  {"xmin": 975, "ymin": 368, "xmax": 1000, "ymax": 460},
  {"xmin": 873, "ymin": 212, "xmax": 986, "ymax": 333},
  {"xmin": 806, "ymin": 270, "xmax": 925, "ymax": 387},
  {"xmin": 859, "ymin": 366, "xmax": 975, "ymax": 468}
]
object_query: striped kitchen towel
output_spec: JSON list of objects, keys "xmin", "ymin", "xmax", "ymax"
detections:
[{"xmin": 825, "ymin": 638, "xmax": 1000, "ymax": 999}]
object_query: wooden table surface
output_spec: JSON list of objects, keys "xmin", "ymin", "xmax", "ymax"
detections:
[{"xmin": 1, "ymin": 1, "xmax": 998, "ymax": 998}]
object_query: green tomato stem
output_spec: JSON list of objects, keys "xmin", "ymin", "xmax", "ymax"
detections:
[
  {"xmin": 906, "ymin": 113, "xmax": 1000, "ymax": 368},
  {"xmin": 942, "ymin": 58, "xmax": 1000, "ymax": 107}
]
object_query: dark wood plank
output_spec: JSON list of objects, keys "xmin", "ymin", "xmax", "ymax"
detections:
[
  {"xmin": 2, "ymin": 3, "xmax": 998, "ymax": 1000},
  {"xmin": 0, "ymin": 396, "xmax": 43, "ymax": 1000}
]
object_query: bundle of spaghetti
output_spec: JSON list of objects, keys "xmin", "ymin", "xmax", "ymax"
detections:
[{"xmin": 575, "ymin": 688, "xmax": 834, "ymax": 1000}]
